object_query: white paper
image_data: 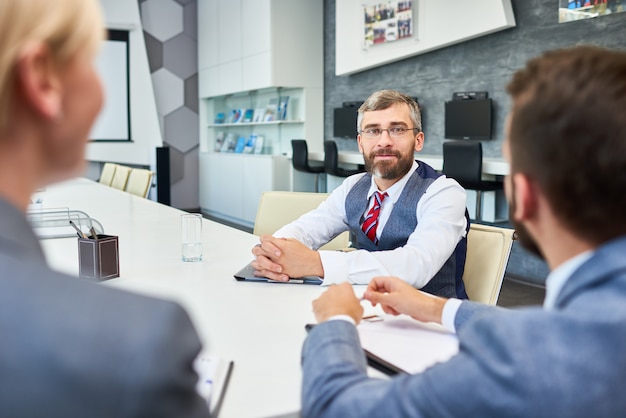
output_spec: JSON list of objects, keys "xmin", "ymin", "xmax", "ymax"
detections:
[
  {"xmin": 194, "ymin": 354, "xmax": 233, "ymax": 412},
  {"xmin": 358, "ymin": 314, "xmax": 459, "ymax": 375}
]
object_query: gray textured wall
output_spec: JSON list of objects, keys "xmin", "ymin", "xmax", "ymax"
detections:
[
  {"xmin": 325, "ymin": 0, "xmax": 626, "ymax": 285},
  {"xmin": 325, "ymin": 0, "xmax": 626, "ymax": 157}
]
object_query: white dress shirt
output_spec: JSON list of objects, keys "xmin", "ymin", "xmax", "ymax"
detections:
[{"xmin": 274, "ymin": 161, "xmax": 467, "ymax": 286}]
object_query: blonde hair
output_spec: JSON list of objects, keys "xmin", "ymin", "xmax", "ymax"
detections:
[{"xmin": 0, "ymin": 0, "xmax": 104, "ymax": 132}]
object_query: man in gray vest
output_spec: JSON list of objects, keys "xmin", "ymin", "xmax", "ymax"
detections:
[{"xmin": 252, "ymin": 90, "xmax": 468, "ymax": 298}]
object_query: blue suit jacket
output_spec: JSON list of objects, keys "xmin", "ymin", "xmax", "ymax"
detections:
[
  {"xmin": 0, "ymin": 198, "xmax": 210, "ymax": 417},
  {"xmin": 301, "ymin": 236, "xmax": 626, "ymax": 417}
]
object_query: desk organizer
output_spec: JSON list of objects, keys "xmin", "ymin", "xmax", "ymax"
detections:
[
  {"xmin": 28, "ymin": 208, "xmax": 104, "ymax": 239},
  {"xmin": 78, "ymin": 234, "xmax": 119, "ymax": 281}
]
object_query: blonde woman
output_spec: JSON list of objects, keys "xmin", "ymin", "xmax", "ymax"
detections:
[{"xmin": 0, "ymin": 1, "xmax": 209, "ymax": 416}]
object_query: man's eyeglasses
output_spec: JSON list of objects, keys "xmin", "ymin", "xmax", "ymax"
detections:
[{"xmin": 359, "ymin": 127, "xmax": 420, "ymax": 139}]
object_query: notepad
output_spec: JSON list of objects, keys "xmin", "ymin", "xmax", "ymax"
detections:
[
  {"xmin": 194, "ymin": 354, "xmax": 234, "ymax": 417},
  {"xmin": 358, "ymin": 315, "xmax": 459, "ymax": 375}
]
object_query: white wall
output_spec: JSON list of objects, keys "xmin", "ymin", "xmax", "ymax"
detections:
[{"xmin": 89, "ymin": 0, "xmax": 163, "ymax": 166}]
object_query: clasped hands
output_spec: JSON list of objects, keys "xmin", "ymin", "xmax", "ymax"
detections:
[
  {"xmin": 251, "ymin": 235, "xmax": 447, "ymax": 325},
  {"xmin": 312, "ymin": 277, "xmax": 447, "ymax": 326},
  {"xmin": 251, "ymin": 235, "xmax": 324, "ymax": 282}
]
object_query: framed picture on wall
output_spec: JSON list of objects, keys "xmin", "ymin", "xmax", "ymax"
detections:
[
  {"xmin": 363, "ymin": 1, "xmax": 414, "ymax": 49},
  {"xmin": 558, "ymin": 0, "xmax": 626, "ymax": 23},
  {"xmin": 336, "ymin": 0, "xmax": 516, "ymax": 76}
]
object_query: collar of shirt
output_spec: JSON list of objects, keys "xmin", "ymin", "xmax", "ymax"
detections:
[
  {"xmin": 543, "ymin": 249, "xmax": 594, "ymax": 310},
  {"xmin": 366, "ymin": 160, "xmax": 418, "ymax": 204}
]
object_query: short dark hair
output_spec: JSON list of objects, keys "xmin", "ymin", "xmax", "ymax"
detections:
[{"xmin": 507, "ymin": 45, "xmax": 626, "ymax": 244}]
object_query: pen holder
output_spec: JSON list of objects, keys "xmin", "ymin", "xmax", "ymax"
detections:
[{"xmin": 77, "ymin": 235, "xmax": 120, "ymax": 281}]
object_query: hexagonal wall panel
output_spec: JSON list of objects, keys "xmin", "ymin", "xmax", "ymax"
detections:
[
  {"xmin": 163, "ymin": 33, "xmax": 198, "ymax": 79},
  {"xmin": 170, "ymin": 148, "xmax": 200, "ymax": 209},
  {"xmin": 141, "ymin": 0, "xmax": 183, "ymax": 42},
  {"xmin": 167, "ymin": 144, "xmax": 185, "ymax": 184},
  {"xmin": 184, "ymin": 74, "xmax": 198, "ymax": 113},
  {"xmin": 183, "ymin": 2, "xmax": 197, "ymax": 40},
  {"xmin": 143, "ymin": 31, "xmax": 163, "ymax": 72},
  {"xmin": 164, "ymin": 107, "xmax": 199, "ymax": 153},
  {"xmin": 151, "ymin": 68, "xmax": 184, "ymax": 116}
]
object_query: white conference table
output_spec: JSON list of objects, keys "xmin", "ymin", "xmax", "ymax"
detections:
[
  {"xmin": 308, "ymin": 151, "xmax": 509, "ymax": 176},
  {"xmin": 36, "ymin": 178, "xmax": 330, "ymax": 418}
]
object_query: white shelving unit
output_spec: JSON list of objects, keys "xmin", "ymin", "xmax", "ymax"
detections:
[
  {"xmin": 197, "ymin": 0, "xmax": 323, "ymax": 228},
  {"xmin": 200, "ymin": 87, "xmax": 315, "ymax": 156}
]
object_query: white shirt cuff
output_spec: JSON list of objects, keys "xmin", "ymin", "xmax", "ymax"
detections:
[
  {"xmin": 441, "ymin": 298, "xmax": 462, "ymax": 334},
  {"xmin": 326, "ymin": 314, "xmax": 357, "ymax": 325},
  {"xmin": 318, "ymin": 250, "xmax": 351, "ymax": 286}
]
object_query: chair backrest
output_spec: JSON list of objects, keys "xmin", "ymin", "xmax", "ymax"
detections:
[
  {"xmin": 324, "ymin": 140, "xmax": 340, "ymax": 176},
  {"xmin": 463, "ymin": 223, "xmax": 515, "ymax": 305},
  {"xmin": 110, "ymin": 165, "xmax": 132, "ymax": 191},
  {"xmin": 98, "ymin": 163, "xmax": 118, "ymax": 186},
  {"xmin": 292, "ymin": 139, "xmax": 308, "ymax": 172},
  {"xmin": 324, "ymin": 140, "xmax": 361, "ymax": 177},
  {"xmin": 254, "ymin": 191, "xmax": 350, "ymax": 251},
  {"xmin": 292, "ymin": 139, "xmax": 317, "ymax": 173},
  {"xmin": 125, "ymin": 168, "xmax": 154, "ymax": 198},
  {"xmin": 442, "ymin": 141, "xmax": 483, "ymax": 189}
]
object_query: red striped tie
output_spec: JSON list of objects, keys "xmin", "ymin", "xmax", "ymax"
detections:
[{"xmin": 362, "ymin": 191, "xmax": 387, "ymax": 245}]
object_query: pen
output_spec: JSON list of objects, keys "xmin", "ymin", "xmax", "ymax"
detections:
[
  {"xmin": 69, "ymin": 220, "xmax": 88, "ymax": 239},
  {"xmin": 89, "ymin": 226, "xmax": 99, "ymax": 241}
]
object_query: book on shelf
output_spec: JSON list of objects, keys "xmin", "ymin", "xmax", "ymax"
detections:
[
  {"xmin": 243, "ymin": 134, "xmax": 257, "ymax": 154},
  {"xmin": 242, "ymin": 108, "xmax": 254, "ymax": 123},
  {"xmin": 234, "ymin": 108, "xmax": 247, "ymax": 123},
  {"xmin": 227, "ymin": 109, "xmax": 239, "ymax": 124},
  {"xmin": 278, "ymin": 96, "xmax": 290, "ymax": 120},
  {"xmin": 214, "ymin": 112, "xmax": 225, "ymax": 124},
  {"xmin": 253, "ymin": 134, "xmax": 265, "ymax": 154},
  {"xmin": 214, "ymin": 131, "xmax": 225, "ymax": 152},
  {"xmin": 194, "ymin": 354, "xmax": 234, "ymax": 418},
  {"xmin": 234, "ymin": 136, "xmax": 247, "ymax": 153},
  {"xmin": 221, "ymin": 133, "xmax": 237, "ymax": 152},
  {"xmin": 264, "ymin": 98, "xmax": 279, "ymax": 121},
  {"xmin": 252, "ymin": 108, "xmax": 265, "ymax": 123}
]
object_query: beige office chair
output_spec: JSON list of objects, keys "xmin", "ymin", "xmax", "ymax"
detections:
[
  {"xmin": 110, "ymin": 165, "xmax": 131, "ymax": 191},
  {"xmin": 254, "ymin": 191, "xmax": 351, "ymax": 251},
  {"xmin": 98, "ymin": 163, "xmax": 118, "ymax": 186},
  {"xmin": 462, "ymin": 223, "xmax": 515, "ymax": 305},
  {"xmin": 125, "ymin": 168, "xmax": 154, "ymax": 198}
]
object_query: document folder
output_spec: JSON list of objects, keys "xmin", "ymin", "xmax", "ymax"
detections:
[
  {"xmin": 306, "ymin": 315, "xmax": 459, "ymax": 376},
  {"xmin": 234, "ymin": 262, "xmax": 322, "ymax": 285}
]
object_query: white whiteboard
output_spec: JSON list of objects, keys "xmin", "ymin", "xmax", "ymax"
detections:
[
  {"xmin": 90, "ymin": 30, "xmax": 130, "ymax": 141},
  {"xmin": 336, "ymin": 0, "xmax": 516, "ymax": 76}
]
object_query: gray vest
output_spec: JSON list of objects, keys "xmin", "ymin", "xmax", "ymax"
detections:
[{"xmin": 345, "ymin": 161, "xmax": 468, "ymax": 298}]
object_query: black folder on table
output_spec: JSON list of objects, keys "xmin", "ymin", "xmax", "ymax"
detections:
[{"xmin": 234, "ymin": 262, "xmax": 322, "ymax": 285}]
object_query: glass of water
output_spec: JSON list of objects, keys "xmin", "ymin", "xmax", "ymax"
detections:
[{"xmin": 181, "ymin": 213, "xmax": 203, "ymax": 262}]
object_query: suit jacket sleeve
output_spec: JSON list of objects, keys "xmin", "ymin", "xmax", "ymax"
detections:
[{"xmin": 301, "ymin": 298, "xmax": 626, "ymax": 418}]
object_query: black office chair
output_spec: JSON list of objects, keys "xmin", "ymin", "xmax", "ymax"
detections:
[
  {"xmin": 324, "ymin": 140, "xmax": 363, "ymax": 178},
  {"xmin": 291, "ymin": 139, "xmax": 325, "ymax": 192},
  {"xmin": 442, "ymin": 141, "xmax": 502, "ymax": 221}
]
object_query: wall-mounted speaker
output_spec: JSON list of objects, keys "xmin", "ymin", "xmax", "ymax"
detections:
[{"xmin": 155, "ymin": 147, "xmax": 171, "ymax": 205}]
